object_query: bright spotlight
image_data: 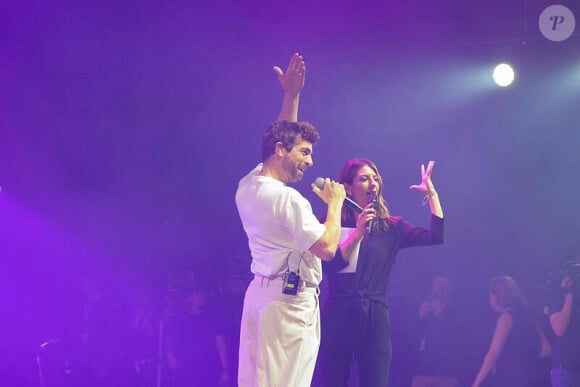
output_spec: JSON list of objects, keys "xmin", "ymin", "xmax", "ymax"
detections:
[{"xmin": 493, "ymin": 63, "xmax": 515, "ymax": 87}]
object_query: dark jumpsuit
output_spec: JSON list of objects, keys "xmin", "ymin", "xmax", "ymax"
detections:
[{"xmin": 321, "ymin": 215, "xmax": 444, "ymax": 387}]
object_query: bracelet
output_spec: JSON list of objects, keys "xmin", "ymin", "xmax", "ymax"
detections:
[{"xmin": 421, "ymin": 190, "xmax": 437, "ymax": 206}]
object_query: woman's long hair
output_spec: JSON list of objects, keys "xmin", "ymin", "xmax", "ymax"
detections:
[
  {"xmin": 338, "ymin": 158, "xmax": 392, "ymax": 231},
  {"xmin": 489, "ymin": 276, "xmax": 528, "ymax": 309}
]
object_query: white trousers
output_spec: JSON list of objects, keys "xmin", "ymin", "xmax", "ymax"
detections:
[{"xmin": 238, "ymin": 276, "xmax": 320, "ymax": 387}]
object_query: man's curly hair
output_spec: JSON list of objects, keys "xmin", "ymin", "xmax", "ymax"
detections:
[{"xmin": 261, "ymin": 121, "xmax": 320, "ymax": 162}]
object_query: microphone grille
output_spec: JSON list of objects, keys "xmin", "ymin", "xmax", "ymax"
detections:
[{"xmin": 313, "ymin": 177, "xmax": 325, "ymax": 190}]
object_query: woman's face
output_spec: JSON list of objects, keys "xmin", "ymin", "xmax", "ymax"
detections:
[{"xmin": 345, "ymin": 165, "xmax": 381, "ymax": 207}]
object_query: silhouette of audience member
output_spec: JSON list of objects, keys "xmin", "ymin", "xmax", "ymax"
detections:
[
  {"xmin": 129, "ymin": 304, "xmax": 159, "ymax": 387},
  {"xmin": 164, "ymin": 281, "xmax": 232, "ymax": 387},
  {"xmin": 548, "ymin": 272, "xmax": 580, "ymax": 387},
  {"xmin": 473, "ymin": 276, "xmax": 546, "ymax": 387},
  {"xmin": 77, "ymin": 275, "xmax": 136, "ymax": 387},
  {"xmin": 412, "ymin": 274, "xmax": 462, "ymax": 387},
  {"xmin": 532, "ymin": 311, "xmax": 552, "ymax": 387}
]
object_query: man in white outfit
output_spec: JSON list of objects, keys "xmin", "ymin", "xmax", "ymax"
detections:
[{"xmin": 235, "ymin": 53, "xmax": 345, "ymax": 387}]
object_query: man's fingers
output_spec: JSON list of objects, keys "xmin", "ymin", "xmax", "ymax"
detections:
[
  {"xmin": 311, "ymin": 183, "xmax": 322, "ymax": 196},
  {"xmin": 274, "ymin": 54, "xmax": 305, "ymax": 79},
  {"xmin": 287, "ymin": 52, "xmax": 299, "ymax": 71}
]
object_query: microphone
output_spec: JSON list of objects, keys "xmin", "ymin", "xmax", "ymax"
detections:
[
  {"xmin": 366, "ymin": 193, "xmax": 378, "ymax": 235},
  {"xmin": 313, "ymin": 177, "xmax": 363, "ymax": 212}
]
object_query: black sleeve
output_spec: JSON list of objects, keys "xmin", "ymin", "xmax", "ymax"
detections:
[
  {"xmin": 323, "ymin": 248, "xmax": 349, "ymax": 273},
  {"xmin": 399, "ymin": 215, "xmax": 444, "ymax": 249}
]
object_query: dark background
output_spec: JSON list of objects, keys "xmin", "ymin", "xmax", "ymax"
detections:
[{"xmin": 1, "ymin": 0, "xmax": 579, "ymax": 385}]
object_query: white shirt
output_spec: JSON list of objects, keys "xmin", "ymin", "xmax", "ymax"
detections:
[{"xmin": 235, "ymin": 164, "xmax": 325, "ymax": 285}]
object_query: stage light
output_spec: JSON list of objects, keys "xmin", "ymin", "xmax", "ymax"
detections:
[{"xmin": 493, "ymin": 63, "xmax": 515, "ymax": 87}]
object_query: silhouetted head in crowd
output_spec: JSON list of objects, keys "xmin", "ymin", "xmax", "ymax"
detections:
[
  {"xmin": 488, "ymin": 275, "xmax": 527, "ymax": 312},
  {"xmin": 431, "ymin": 274, "xmax": 453, "ymax": 304},
  {"xmin": 182, "ymin": 278, "xmax": 214, "ymax": 315}
]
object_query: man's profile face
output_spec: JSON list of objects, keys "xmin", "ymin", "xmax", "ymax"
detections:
[{"xmin": 281, "ymin": 139, "xmax": 313, "ymax": 183}]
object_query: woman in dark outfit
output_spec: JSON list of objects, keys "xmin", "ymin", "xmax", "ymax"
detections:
[
  {"xmin": 472, "ymin": 276, "xmax": 546, "ymax": 387},
  {"xmin": 321, "ymin": 158, "xmax": 445, "ymax": 387}
]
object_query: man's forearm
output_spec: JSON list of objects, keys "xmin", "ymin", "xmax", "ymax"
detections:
[
  {"xmin": 310, "ymin": 202, "xmax": 342, "ymax": 260},
  {"xmin": 277, "ymin": 94, "xmax": 300, "ymax": 122},
  {"xmin": 321, "ymin": 202, "xmax": 343, "ymax": 255}
]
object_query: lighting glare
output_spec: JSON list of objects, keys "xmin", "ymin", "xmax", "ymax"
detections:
[{"xmin": 493, "ymin": 63, "xmax": 515, "ymax": 87}]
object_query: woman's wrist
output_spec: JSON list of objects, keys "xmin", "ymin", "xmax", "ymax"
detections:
[{"xmin": 421, "ymin": 189, "xmax": 438, "ymax": 206}]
